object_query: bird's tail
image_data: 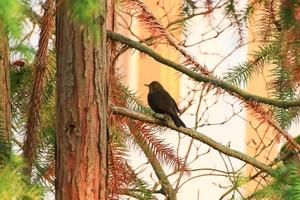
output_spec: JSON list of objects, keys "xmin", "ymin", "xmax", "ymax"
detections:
[{"xmin": 170, "ymin": 114, "xmax": 186, "ymax": 128}]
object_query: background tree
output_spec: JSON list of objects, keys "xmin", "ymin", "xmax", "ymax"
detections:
[
  {"xmin": 0, "ymin": 0, "xmax": 43, "ymax": 199},
  {"xmin": 0, "ymin": 4, "xmax": 11, "ymax": 153}
]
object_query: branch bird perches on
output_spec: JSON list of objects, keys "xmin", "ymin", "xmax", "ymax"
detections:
[
  {"xmin": 111, "ymin": 106, "xmax": 275, "ymax": 176},
  {"xmin": 107, "ymin": 31, "xmax": 300, "ymax": 151}
]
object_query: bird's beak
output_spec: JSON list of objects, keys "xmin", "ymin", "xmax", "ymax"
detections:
[{"xmin": 144, "ymin": 84, "xmax": 149, "ymax": 87}]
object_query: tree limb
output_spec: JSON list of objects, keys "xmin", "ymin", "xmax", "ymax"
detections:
[
  {"xmin": 128, "ymin": 124, "xmax": 177, "ymax": 200},
  {"xmin": 111, "ymin": 106, "xmax": 275, "ymax": 176},
  {"xmin": 107, "ymin": 31, "xmax": 300, "ymax": 108}
]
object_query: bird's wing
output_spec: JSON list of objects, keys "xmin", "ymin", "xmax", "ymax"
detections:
[
  {"xmin": 162, "ymin": 90, "xmax": 180, "ymax": 113},
  {"xmin": 150, "ymin": 91, "xmax": 179, "ymax": 114},
  {"xmin": 171, "ymin": 98, "xmax": 180, "ymax": 113},
  {"xmin": 148, "ymin": 93, "xmax": 163, "ymax": 113}
]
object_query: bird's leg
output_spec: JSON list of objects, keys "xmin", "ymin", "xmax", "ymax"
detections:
[{"xmin": 153, "ymin": 113, "xmax": 171, "ymax": 126}]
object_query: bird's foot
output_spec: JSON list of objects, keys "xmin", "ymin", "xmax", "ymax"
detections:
[
  {"xmin": 153, "ymin": 113, "xmax": 166, "ymax": 120},
  {"xmin": 153, "ymin": 113, "xmax": 171, "ymax": 126}
]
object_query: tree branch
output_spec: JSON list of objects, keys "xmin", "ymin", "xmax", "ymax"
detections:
[
  {"xmin": 107, "ymin": 31, "xmax": 300, "ymax": 108},
  {"xmin": 128, "ymin": 124, "xmax": 177, "ymax": 200},
  {"xmin": 111, "ymin": 106, "xmax": 275, "ymax": 176}
]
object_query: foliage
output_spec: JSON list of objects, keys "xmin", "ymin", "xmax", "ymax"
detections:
[
  {"xmin": 224, "ymin": 0, "xmax": 245, "ymax": 44},
  {"xmin": 10, "ymin": 43, "xmax": 37, "ymax": 63},
  {"xmin": 10, "ymin": 65, "xmax": 32, "ymax": 140},
  {"xmin": 0, "ymin": 156, "xmax": 43, "ymax": 200},
  {"xmin": 247, "ymin": 164, "xmax": 300, "ymax": 200},
  {"xmin": 70, "ymin": 0, "xmax": 103, "ymax": 37},
  {"xmin": 108, "ymin": 137, "xmax": 153, "ymax": 200},
  {"xmin": 71, "ymin": 0, "xmax": 102, "ymax": 22},
  {"xmin": 0, "ymin": 115, "xmax": 42, "ymax": 199},
  {"xmin": 279, "ymin": 135, "xmax": 300, "ymax": 166},
  {"xmin": 9, "ymin": 53, "xmax": 56, "ymax": 190},
  {"xmin": 223, "ymin": 0, "xmax": 300, "ymax": 131},
  {"xmin": 0, "ymin": 0, "xmax": 25, "ymax": 38},
  {"xmin": 224, "ymin": 42, "xmax": 280, "ymax": 86}
]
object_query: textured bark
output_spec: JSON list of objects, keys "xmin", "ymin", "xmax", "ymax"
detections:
[
  {"xmin": 56, "ymin": 0, "xmax": 108, "ymax": 200},
  {"xmin": 23, "ymin": 0, "xmax": 55, "ymax": 178},
  {"xmin": 107, "ymin": 0, "xmax": 115, "ymax": 32},
  {"xmin": 0, "ymin": 22, "xmax": 11, "ymax": 143}
]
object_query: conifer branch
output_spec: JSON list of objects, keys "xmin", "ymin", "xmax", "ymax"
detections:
[
  {"xmin": 111, "ymin": 106, "xmax": 275, "ymax": 176},
  {"xmin": 23, "ymin": 0, "xmax": 55, "ymax": 178},
  {"xmin": 107, "ymin": 31, "xmax": 300, "ymax": 109},
  {"xmin": 131, "ymin": 128, "xmax": 177, "ymax": 200}
]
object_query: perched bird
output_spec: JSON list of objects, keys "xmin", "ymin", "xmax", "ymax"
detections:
[{"xmin": 144, "ymin": 81, "xmax": 186, "ymax": 128}]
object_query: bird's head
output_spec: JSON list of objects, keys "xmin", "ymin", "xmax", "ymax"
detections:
[{"xmin": 144, "ymin": 81, "xmax": 164, "ymax": 92}]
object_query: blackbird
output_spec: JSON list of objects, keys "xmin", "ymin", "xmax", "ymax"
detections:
[{"xmin": 144, "ymin": 81, "xmax": 186, "ymax": 128}]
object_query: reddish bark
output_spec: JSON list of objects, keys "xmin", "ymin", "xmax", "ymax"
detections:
[
  {"xmin": 56, "ymin": 0, "xmax": 108, "ymax": 199},
  {"xmin": 0, "ymin": 22, "xmax": 11, "ymax": 143}
]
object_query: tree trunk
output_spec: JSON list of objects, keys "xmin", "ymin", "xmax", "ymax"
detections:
[
  {"xmin": 0, "ymin": 22, "xmax": 11, "ymax": 144},
  {"xmin": 55, "ymin": 0, "xmax": 108, "ymax": 199}
]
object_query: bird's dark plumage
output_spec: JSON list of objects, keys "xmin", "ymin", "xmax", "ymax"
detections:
[{"xmin": 145, "ymin": 81, "xmax": 186, "ymax": 127}]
